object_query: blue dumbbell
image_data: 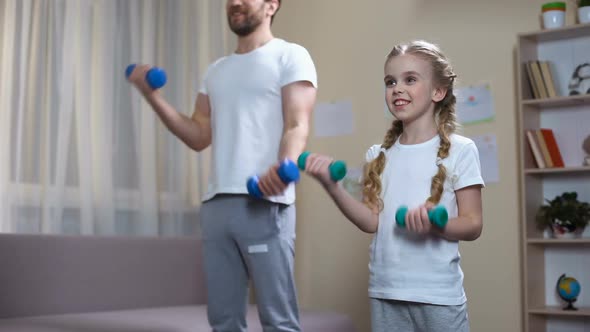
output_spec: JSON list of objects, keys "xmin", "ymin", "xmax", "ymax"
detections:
[
  {"xmin": 395, "ymin": 205, "xmax": 448, "ymax": 229},
  {"xmin": 247, "ymin": 159, "xmax": 300, "ymax": 198},
  {"xmin": 125, "ymin": 64, "xmax": 167, "ymax": 90}
]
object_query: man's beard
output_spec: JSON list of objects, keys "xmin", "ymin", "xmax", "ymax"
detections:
[{"xmin": 227, "ymin": 7, "xmax": 264, "ymax": 36}]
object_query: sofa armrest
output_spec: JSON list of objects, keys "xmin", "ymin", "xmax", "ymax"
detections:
[{"xmin": 0, "ymin": 234, "xmax": 206, "ymax": 318}]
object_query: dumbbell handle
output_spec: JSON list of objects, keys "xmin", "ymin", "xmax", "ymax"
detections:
[
  {"xmin": 247, "ymin": 159, "xmax": 300, "ymax": 198},
  {"xmin": 125, "ymin": 64, "xmax": 167, "ymax": 90},
  {"xmin": 297, "ymin": 151, "xmax": 347, "ymax": 182},
  {"xmin": 395, "ymin": 205, "xmax": 448, "ymax": 229}
]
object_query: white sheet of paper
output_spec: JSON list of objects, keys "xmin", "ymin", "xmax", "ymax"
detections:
[
  {"xmin": 471, "ymin": 134, "xmax": 500, "ymax": 184},
  {"xmin": 314, "ymin": 101, "xmax": 354, "ymax": 137},
  {"xmin": 456, "ymin": 83, "xmax": 495, "ymax": 125}
]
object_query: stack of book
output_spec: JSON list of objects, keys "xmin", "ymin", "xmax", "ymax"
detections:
[
  {"xmin": 524, "ymin": 60, "xmax": 558, "ymax": 99},
  {"xmin": 525, "ymin": 128, "xmax": 564, "ymax": 168}
]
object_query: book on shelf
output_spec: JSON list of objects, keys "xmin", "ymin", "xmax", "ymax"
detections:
[
  {"xmin": 540, "ymin": 128, "xmax": 565, "ymax": 167},
  {"xmin": 524, "ymin": 60, "xmax": 558, "ymax": 99},
  {"xmin": 536, "ymin": 130, "xmax": 554, "ymax": 167},
  {"xmin": 539, "ymin": 61, "xmax": 558, "ymax": 98},
  {"xmin": 526, "ymin": 130, "xmax": 546, "ymax": 168},
  {"xmin": 525, "ymin": 129, "xmax": 565, "ymax": 168},
  {"xmin": 524, "ymin": 62, "xmax": 541, "ymax": 99}
]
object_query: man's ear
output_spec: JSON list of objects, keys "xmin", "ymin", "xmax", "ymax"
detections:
[
  {"xmin": 267, "ymin": 0, "xmax": 279, "ymax": 16},
  {"xmin": 432, "ymin": 87, "xmax": 447, "ymax": 103}
]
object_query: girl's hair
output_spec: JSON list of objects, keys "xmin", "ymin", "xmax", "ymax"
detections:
[{"xmin": 362, "ymin": 40, "xmax": 459, "ymax": 211}]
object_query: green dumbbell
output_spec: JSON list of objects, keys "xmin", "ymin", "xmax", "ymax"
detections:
[
  {"xmin": 297, "ymin": 151, "xmax": 347, "ymax": 182},
  {"xmin": 395, "ymin": 205, "xmax": 448, "ymax": 229}
]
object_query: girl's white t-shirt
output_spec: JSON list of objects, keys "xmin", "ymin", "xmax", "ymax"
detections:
[{"xmin": 366, "ymin": 134, "xmax": 484, "ymax": 305}]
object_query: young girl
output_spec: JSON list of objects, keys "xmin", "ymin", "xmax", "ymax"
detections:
[{"xmin": 304, "ymin": 40, "xmax": 484, "ymax": 332}]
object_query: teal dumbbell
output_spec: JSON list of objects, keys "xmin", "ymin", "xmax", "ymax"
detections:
[
  {"xmin": 297, "ymin": 151, "xmax": 347, "ymax": 182},
  {"xmin": 395, "ymin": 205, "xmax": 448, "ymax": 229}
]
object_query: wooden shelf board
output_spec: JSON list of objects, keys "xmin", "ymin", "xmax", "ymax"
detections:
[
  {"xmin": 522, "ymin": 94, "xmax": 590, "ymax": 108},
  {"xmin": 524, "ymin": 167, "xmax": 590, "ymax": 175},
  {"xmin": 518, "ymin": 23, "xmax": 590, "ymax": 42},
  {"xmin": 529, "ymin": 306, "xmax": 590, "ymax": 317},
  {"xmin": 527, "ymin": 238, "xmax": 590, "ymax": 245}
]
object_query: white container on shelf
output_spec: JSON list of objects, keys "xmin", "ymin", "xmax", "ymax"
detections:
[
  {"xmin": 579, "ymin": 6, "xmax": 590, "ymax": 24},
  {"xmin": 542, "ymin": 2, "xmax": 566, "ymax": 29}
]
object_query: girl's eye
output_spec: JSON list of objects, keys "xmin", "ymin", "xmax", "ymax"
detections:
[
  {"xmin": 385, "ymin": 79, "xmax": 396, "ymax": 87},
  {"xmin": 406, "ymin": 77, "xmax": 416, "ymax": 84}
]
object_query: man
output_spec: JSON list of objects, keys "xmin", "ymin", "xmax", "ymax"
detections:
[{"xmin": 127, "ymin": 0, "xmax": 317, "ymax": 331}]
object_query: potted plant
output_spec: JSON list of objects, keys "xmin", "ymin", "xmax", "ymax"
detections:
[
  {"xmin": 536, "ymin": 192, "xmax": 590, "ymax": 238},
  {"xmin": 579, "ymin": 0, "xmax": 590, "ymax": 23}
]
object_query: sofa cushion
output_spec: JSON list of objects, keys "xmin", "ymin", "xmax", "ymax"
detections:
[
  {"xmin": 0, "ymin": 234, "xmax": 206, "ymax": 318},
  {"xmin": 0, "ymin": 305, "xmax": 356, "ymax": 332}
]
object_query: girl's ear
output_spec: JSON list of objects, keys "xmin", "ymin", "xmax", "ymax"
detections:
[{"xmin": 432, "ymin": 87, "xmax": 447, "ymax": 103}]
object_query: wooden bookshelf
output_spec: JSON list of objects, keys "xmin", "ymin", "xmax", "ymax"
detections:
[{"xmin": 517, "ymin": 22, "xmax": 590, "ymax": 332}]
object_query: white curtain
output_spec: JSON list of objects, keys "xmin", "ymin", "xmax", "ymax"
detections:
[{"xmin": 0, "ymin": 0, "xmax": 227, "ymax": 236}]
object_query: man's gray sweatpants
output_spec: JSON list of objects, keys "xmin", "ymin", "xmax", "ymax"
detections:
[{"xmin": 199, "ymin": 194, "xmax": 300, "ymax": 332}]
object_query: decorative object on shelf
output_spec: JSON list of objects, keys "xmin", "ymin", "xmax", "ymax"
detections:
[
  {"xmin": 536, "ymin": 192, "xmax": 590, "ymax": 238},
  {"xmin": 579, "ymin": 0, "xmax": 590, "ymax": 23},
  {"xmin": 583, "ymin": 134, "xmax": 590, "ymax": 166},
  {"xmin": 556, "ymin": 274, "xmax": 581, "ymax": 310},
  {"xmin": 568, "ymin": 63, "xmax": 590, "ymax": 95},
  {"xmin": 542, "ymin": 2, "xmax": 567, "ymax": 29}
]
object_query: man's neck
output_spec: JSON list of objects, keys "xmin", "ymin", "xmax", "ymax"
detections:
[{"xmin": 235, "ymin": 28, "xmax": 274, "ymax": 54}]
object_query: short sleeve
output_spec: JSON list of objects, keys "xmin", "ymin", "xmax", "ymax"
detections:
[
  {"xmin": 199, "ymin": 57, "xmax": 225, "ymax": 95},
  {"xmin": 452, "ymin": 142, "xmax": 485, "ymax": 190},
  {"xmin": 198, "ymin": 64, "xmax": 213, "ymax": 95},
  {"xmin": 280, "ymin": 44, "xmax": 318, "ymax": 88},
  {"xmin": 365, "ymin": 144, "xmax": 383, "ymax": 163}
]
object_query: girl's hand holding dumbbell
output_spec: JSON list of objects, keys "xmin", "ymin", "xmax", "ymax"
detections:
[
  {"xmin": 401, "ymin": 202, "xmax": 436, "ymax": 235},
  {"xmin": 301, "ymin": 153, "xmax": 339, "ymax": 189}
]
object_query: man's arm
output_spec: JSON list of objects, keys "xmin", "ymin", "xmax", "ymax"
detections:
[
  {"xmin": 279, "ymin": 81, "xmax": 317, "ymax": 161},
  {"xmin": 128, "ymin": 65, "xmax": 212, "ymax": 152},
  {"xmin": 256, "ymin": 80, "xmax": 316, "ymax": 196}
]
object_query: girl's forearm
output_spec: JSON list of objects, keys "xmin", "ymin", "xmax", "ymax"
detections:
[
  {"xmin": 436, "ymin": 215, "xmax": 483, "ymax": 241},
  {"xmin": 324, "ymin": 183, "xmax": 379, "ymax": 233}
]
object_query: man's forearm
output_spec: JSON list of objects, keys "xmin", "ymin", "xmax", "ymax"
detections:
[
  {"xmin": 145, "ymin": 94, "xmax": 210, "ymax": 151},
  {"xmin": 279, "ymin": 124, "xmax": 309, "ymax": 162}
]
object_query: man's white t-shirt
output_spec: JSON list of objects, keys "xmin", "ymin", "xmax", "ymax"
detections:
[
  {"xmin": 199, "ymin": 38, "xmax": 317, "ymax": 205},
  {"xmin": 366, "ymin": 134, "xmax": 484, "ymax": 305}
]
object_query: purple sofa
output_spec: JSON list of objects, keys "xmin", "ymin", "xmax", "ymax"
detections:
[{"xmin": 0, "ymin": 234, "xmax": 356, "ymax": 332}]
